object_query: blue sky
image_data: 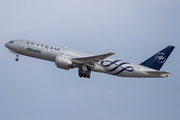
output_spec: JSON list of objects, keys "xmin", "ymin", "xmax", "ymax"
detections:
[{"xmin": 0, "ymin": 0, "xmax": 180, "ymax": 120}]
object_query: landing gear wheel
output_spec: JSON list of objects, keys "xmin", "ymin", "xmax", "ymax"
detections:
[
  {"xmin": 78, "ymin": 65, "xmax": 91, "ymax": 78},
  {"xmin": 79, "ymin": 73, "xmax": 83, "ymax": 77},
  {"xmin": 87, "ymin": 75, "xmax": 90, "ymax": 79},
  {"xmin": 15, "ymin": 58, "xmax": 19, "ymax": 61},
  {"xmin": 83, "ymin": 73, "xmax": 87, "ymax": 78}
]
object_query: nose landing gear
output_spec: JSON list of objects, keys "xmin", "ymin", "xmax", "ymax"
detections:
[
  {"xmin": 15, "ymin": 54, "xmax": 19, "ymax": 61},
  {"xmin": 9, "ymin": 50, "xmax": 19, "ymax": 62}
]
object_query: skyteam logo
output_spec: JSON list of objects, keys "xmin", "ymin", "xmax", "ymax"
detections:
[
  {"xmin": 101, "ymin": 60, "xmax": 133, "ymax": 75},
  {"xmin": 155, "ymin": 52, "xmax": 166, "ymax": 63}
]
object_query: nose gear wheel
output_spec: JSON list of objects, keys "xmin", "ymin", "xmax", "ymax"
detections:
[{"xmin": 15, "ymin": 54, "xmax": 19, "ymax": 61}]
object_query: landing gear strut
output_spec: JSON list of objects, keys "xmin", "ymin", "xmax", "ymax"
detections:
[
  {"xmin": 78, "ymin": 65, "xmax": 91, "ymax": 78},
  {"xmin": 9, "ymin": 50, "xmax": 19, "ymax": 62}
]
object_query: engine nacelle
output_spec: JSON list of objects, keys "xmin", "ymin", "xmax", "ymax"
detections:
[{"xmin": 55, "ymin": 55, "xmax": 73, "ymax": 70}]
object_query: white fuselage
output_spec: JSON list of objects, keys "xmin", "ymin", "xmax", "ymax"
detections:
[{"xmin": 5, "ymin": 40, "xmax": 169, "ymax": 78}]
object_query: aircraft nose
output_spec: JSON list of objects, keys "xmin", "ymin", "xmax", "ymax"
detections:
[
  {"xmin": 5, "ymin": 42, "xmax": 11, "ymax": 49},
  {"xmin": 5, "ymin": 42, "xmax": 8, "ymax": 48}
]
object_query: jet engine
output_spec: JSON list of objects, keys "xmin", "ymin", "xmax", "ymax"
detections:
[{"xmin": 55, "ymin": 55, "xmax": 73, "ymax": 70}]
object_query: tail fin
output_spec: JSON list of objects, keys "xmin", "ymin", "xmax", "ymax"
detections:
[{"xmin": 140, "ymin": 45, "xmax": 175, "ymax": 70}]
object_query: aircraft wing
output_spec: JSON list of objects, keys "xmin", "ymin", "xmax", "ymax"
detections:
[{"xmin": 72, "ymin": 52, "xmax": 115, "ymax": 66}]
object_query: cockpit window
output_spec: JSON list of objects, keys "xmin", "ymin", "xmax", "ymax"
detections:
[{"xmin": 9, "ymin": 41, "xmax": 13, "ymax": 43}]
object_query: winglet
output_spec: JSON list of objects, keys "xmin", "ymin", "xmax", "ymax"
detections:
[{"xmin": 108, "ymin": 52, "xmax": 115, "ymax": 56}]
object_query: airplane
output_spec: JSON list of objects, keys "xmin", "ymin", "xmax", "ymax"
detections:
[{"xmin": 5, "ymin": 40, "xmax": 175, "ymax": 78}]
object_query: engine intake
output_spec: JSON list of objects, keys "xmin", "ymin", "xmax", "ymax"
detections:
[{"xmin": 55, "ymin": 56, "xmax": 73, "ymax": 70}]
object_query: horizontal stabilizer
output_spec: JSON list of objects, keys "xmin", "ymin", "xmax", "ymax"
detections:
[{"xmin": 146, "ymin": 71, "xmax": 171, "ymax": 75}]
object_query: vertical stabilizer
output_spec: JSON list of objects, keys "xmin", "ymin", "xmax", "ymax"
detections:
[{"xmin": 140, "ymin": 45, "xmax": 175, "ymax": 70}]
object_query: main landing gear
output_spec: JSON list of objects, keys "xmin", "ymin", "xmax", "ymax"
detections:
[{"xmin": 78, "ymin": 65, "xmax": 91, "ymax": 78}]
